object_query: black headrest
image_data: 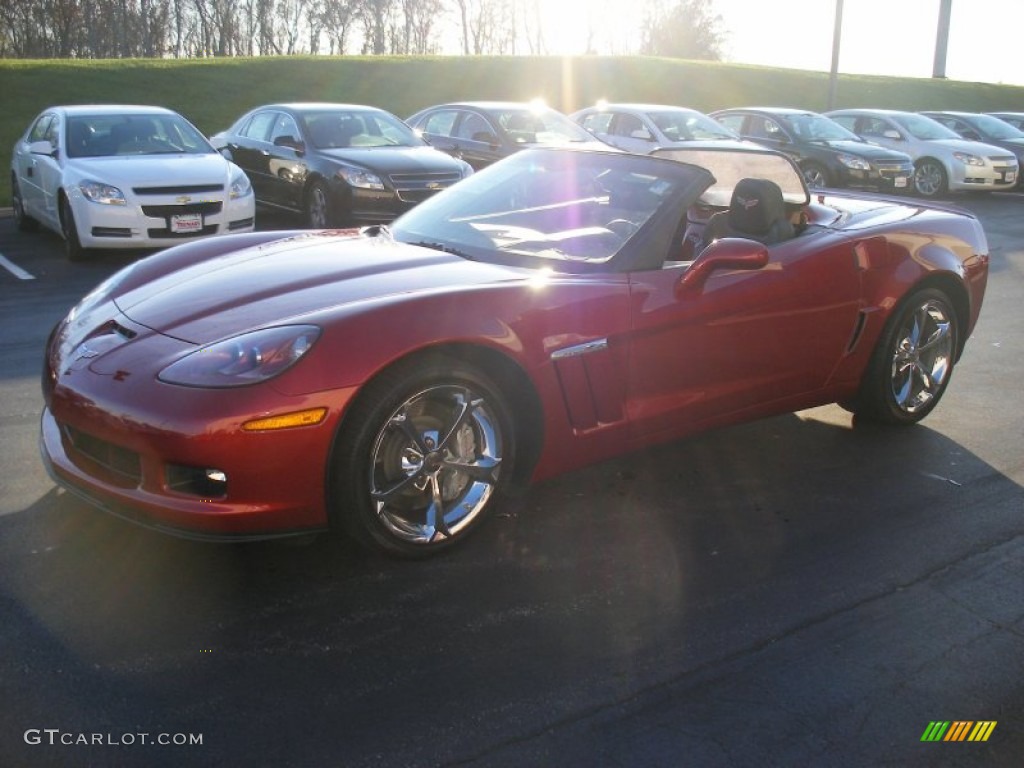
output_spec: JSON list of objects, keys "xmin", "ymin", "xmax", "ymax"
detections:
[{"xmin": 728, "ymin": 178, "xmax": 787, "ymax": 236}]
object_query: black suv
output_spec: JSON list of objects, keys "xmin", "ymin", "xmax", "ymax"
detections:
[{"xmin": 711, "ymin": 107, "xmax": 914, "ymax": 191}]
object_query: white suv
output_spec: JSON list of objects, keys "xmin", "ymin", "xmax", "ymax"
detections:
[{"xmin": 826, "ymin": 108, "xmax": 1017, "ymax": 197}]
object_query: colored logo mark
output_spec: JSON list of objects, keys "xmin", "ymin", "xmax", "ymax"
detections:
[{"xmin": 921, "ymin": 721, "xmax": 997, "ymax": 742}]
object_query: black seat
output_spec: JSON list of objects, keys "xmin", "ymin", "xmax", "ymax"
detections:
[{"xmin": 702, "ymin": 177, "xmax": 794, "ymax": 247}]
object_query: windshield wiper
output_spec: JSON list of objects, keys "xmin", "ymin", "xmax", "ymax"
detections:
[{"xmin": 409, "ymin": 240, "xmax": 474, "ymax": 259}]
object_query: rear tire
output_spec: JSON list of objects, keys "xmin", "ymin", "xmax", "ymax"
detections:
[
  {"xmin": 11, "ymin": 176, "xmax": 38, "ymax": 232},
  {"xmin": 851, "ymin": 288, "xmax": 958, "ymax": 425}
]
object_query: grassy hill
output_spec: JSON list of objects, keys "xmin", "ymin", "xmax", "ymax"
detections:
[{"xmin": 4, "ymin": 55, "xmax": 1024, "ymax": 206}]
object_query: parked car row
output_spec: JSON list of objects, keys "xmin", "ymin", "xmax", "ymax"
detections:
[
  {"xmin": 561, "ymin": 102, "xmax": 1023, "ymax": 198},
  {"xmin": 11, "ymin": 98, "xmax": 1023, "ymax": 262}
]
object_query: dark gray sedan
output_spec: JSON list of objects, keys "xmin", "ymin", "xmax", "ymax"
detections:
[{"xmin": 211, "ymin": 103, "xmax": 473, "ymax": 228}]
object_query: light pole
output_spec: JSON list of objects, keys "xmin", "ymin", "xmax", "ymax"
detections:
[
  {"xmin": 933, "ymin": 0, "xmax": 953, "ymax": 78},
  {"xmin": 827, "ymin": 0, "xmax": 844, "ymax": 110}
]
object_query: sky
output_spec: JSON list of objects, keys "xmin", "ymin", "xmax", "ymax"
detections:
[{"xmin": 540, "ymin": 0, "xmax": 1024, "ymax": 88}]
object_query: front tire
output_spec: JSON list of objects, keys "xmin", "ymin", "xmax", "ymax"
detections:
[
  {"xmin": 304, "ymin": 180, "xmax": 333, "ymax": 228},
  {"xmin": 59, "ymin": 195, "xmax": 88, "ymax": 262},
  {"xmin": 913, "ymin": 159, "xmax": 948, "ymax": 198},
  {"xmin": 802, "ymin": 162, "xmax": 831, "ymax": 189},
  {"xmin": 852, "ymin": 288, "xmax": 958, "ymax": 425},
  {"xmin": 331, "ymin": 355, "xmax": 513, "ymax": 557}
]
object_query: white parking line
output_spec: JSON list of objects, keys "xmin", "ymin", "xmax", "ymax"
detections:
[{"xmin": 0, "ymin": 252, "xmax": 35, "ymax": 280}]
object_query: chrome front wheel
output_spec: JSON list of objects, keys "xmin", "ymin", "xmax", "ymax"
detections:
[{"xmin": 334, "ymin": 358, "xmax": 511, "ymax": 556}]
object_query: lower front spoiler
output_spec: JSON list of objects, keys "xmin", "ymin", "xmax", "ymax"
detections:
[{"xmin": 38, "ymin": 411, "xmax": 328, "ymax": 543}]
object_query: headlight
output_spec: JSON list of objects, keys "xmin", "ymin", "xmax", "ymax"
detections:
[
  {"xmin": 79, "ymin": 180, "xmax": 126, "ymax": 205},
  {"xmin": 159, "ymin": 326, "xmax": 321, "ymax": 388},
  {"xmin": 952, "ymin": 152, "xmax": 984, "ymax": 167},
  {"xmin": 837, "ymin": 153, "xmax": 871, "ymax": 171},
  {"xmin": 337, "ymin": 168, "xmax": 385, "ymax": 190},
  {"xmin": 229, "ymin": 169, "xmax": 252, "ymax": 199}
]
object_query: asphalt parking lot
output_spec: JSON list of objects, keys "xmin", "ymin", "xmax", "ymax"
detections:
[{"xmin": 1, "ymin": 194, "xmax": 1022, "ymax": 767}]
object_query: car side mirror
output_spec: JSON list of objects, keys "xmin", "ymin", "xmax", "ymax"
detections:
[
  {"xmin": 29, "ymin": 139, "xmax": 57, "ymax": 157},
  {"xmin": 882, "ymin": 129, "xmax": 901, "ymax": 140},
  {"xmin": 274, "ymin": 135, "xmax": 304, "ymax": 152},
  {"xmin": 218, "ymin": 147, "xmax": 234, "ymax": 162},
  {"xmin": 630, "ymin": 129, "xmax": 654, "ymax": 141},
  {"xmin": 471, "ymin": 131, "xmax": 499, "ymax": 147},
  {"xmin": 961, "ymin": 130, "xmax": 980, "ymax": 141},
  {"xmin": 676, "ymin": 238, "xmax": 769, "ymax": 297}
]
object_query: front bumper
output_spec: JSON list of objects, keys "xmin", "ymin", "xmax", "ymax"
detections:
[
  {"xmin": 840, "ymin": 162, "xmax": 914, "ymax": 191},
  {"xmin": 73, "ymin": 192, "xmax": 256, "ymax": 250},
  {"xmin": 948, "ymin": 160, "xmax": 1018, "ymax": 191}
]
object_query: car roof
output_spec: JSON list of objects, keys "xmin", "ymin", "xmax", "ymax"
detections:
[
  {"xmin": 828, "ymin": 108, "xmax": 908, "ymax": 116},
  {"xmin": 422, "ymin": 101, "xmax": 560, "ymax": 111},
  {"xmin": 258, "ymin": 103, "xmax": 387, "ymax": 112},
  {"xmin": 921, "ymin": 110, "xmax": 978, "ymax": 118},
  {"xmin": 714, "ymin": 106, "xmax": 821, "ymax": 117},
  {"xmin": 585, "ymin": 103, "xmax": 703, "ymax": 113},
  {"xmin": 50, "ymin": 105, "xmax": 177, "ymax": 116}
]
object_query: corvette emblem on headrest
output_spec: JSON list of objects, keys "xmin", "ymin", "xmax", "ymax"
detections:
[{"xmin": 736, "ymin": 196, "xmax": 760, "ymax": 210}]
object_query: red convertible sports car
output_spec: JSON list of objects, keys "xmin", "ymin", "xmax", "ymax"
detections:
[{"xmin": 41, "ymin": 147, "xmax": 989, "ymax": 556}]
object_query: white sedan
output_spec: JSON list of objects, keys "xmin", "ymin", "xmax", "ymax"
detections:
[{"xmin": 11, "ymin": 105, "xmax": 255, "ymax": 261}]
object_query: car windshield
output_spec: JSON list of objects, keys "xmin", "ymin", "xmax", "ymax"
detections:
[
  {"xmin": 302, "ymin": 109, "xmax": 423, "ymax": 149},
  {"xmin": 785, "ymin": 113, "xmax": 860, "ymax": 142},
  {"xmin": 391, "ymin": 150, "xmax": 708, "ymax": 267},
  {"xmin": 495, "ymin": 108, "xmax": 594, "ymax": 145},
  {"xmin": 895, "ymin": 113, "xmax": 960, "ymax": 141},
  {"xmin": 649, "ymin": 110, "xmax": 738, "ymax": 141},
  {"xmin": 65, "ymin": 113, "xmax": 215, "ymax": 158},
  {"xmin": 965, "ymin": 113, "xmax": 1024, "ymax": 140}
]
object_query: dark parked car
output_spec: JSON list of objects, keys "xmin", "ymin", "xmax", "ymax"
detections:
[
  {"xmin": 711, "ymin": 107, "xmax": 914, "ymax": 191},
  {"xmin": 922, "ymin": 111, "xmax": 1024, "ymax": 187},
  {"xmin": 41, "ymin": 146, "xmax": 988, "ymax": 557},
  {"xmin": 211, "ymin": 103, "xmax": 472, "ymax": 228},
  {"xmin": 406, "ymin": 101, "xmax": 606, "ymax": 170}
]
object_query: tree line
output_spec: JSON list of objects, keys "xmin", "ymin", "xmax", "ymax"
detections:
[{"xmin": 0, "ymin": 0, "xmax": 723, "ymax": 60}]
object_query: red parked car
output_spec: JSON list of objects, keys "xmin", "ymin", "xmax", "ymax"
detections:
[{"xmin": 41, "ymin": 146, "xmax": 989, "ymax": 556}]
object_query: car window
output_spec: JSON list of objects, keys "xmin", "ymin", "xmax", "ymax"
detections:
[
  {"xmin": 856, "ymin": 117, "xmax": 893, "ymax": 138},
  {"xmin": 610, "ymin": 113, "xmax": 649, "ymax": 139},
  {"xmin": 421, "ymin": 110, "xmax": 458, "ymax": 137},
  {"xmin": 828, "ymin": 114, "xmax": 857, "ymax": 132},
  {"xmin": 28, "ymin": 114, "xmax": 56, "ymax": 144},
  {"xmin": 650, "ymin": 111, "xmax": 736, "ymax": 141},
  {"xmin": 65, "ymin": 113, "xmax": 214, "ymax": 158},
  {"xmin": 269, "ymin": 113, "xmax": 300, "ymax": 145},
  {"xmin": 748, "ymin": 117, "xmax": 785, "ymax": 140},
  {"xmin": 495, "ymin": 109, "xmax": 593, "ymax": 144},
  {"xmin": 392, "ymin": 150, "xmax": 708, "ymax": 269},
  {"xmin": 966, "ymin": 113, "xmax": 1024, "ymax": 140},
  {"xmin": 303, "ymin": 110, "xmax": 421, "ymax": 148},
  {"xmin": 242, "ymin": 111, "xmax": 278, "ymax": 142},
  {"xmin": 787, "ymin": 113, "xmax": 858, "ymax": 141},
  {"xmin": 578, "ymin": 112, "xmax": 613, "ymax": 134},
  {"xmin": 713, "ymin": 113, "xmax": 745, "ymax": 133},
  {"xmin": 894, "ymin": 113, "xmax": 959, "ymax": 141},
  {"xmin": 456, "ymin": 113, "xmax": 494, "ymax": 141}
]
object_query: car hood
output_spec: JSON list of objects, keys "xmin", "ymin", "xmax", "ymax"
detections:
[
  {"xmin": 113, "ymin": 233, "xmax": 522, "ymax": 344},
  {"xmin": 818, "ymin": 140, "xmax": 909, "ymax": 161},
  {"xmin": 317, "ymin": 146, "xmax": 465, "ymax": 174},
  {"xmin": 66, "ymin": 153, "xmax": 236, "ymax": 185}
]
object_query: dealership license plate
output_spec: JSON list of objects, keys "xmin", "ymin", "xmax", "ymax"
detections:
[
  {"xmin": 895, "ymin": 177, "xmax": 908, "ymax": 188},
  {"xmin": 170, "ymin": 213, "xmax": 203, "ymax": 233}
]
